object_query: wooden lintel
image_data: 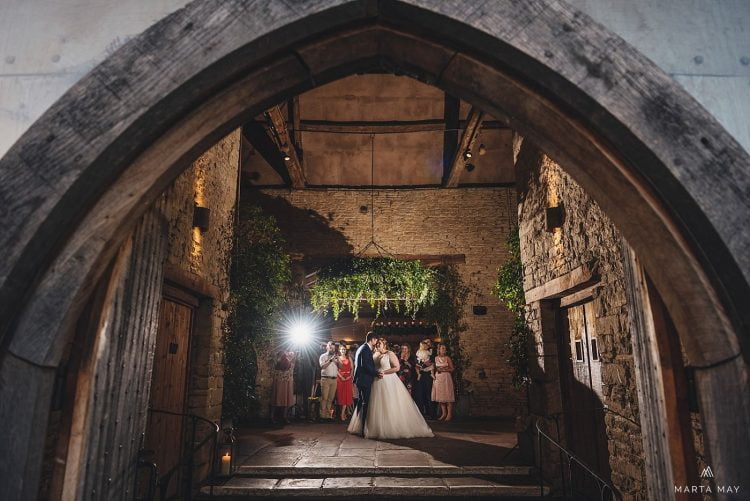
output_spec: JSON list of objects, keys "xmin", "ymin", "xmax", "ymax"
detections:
[
  {"xmin": 266, "ymin": 106, "xmax": 306, "ymax": 189},
  {"xmin": 444, "ymin": 107, "xmax": 484, "ymax": 188},
  {"xmin": 525, "ymin": 261, "xmax": 600, "ymax": 303}
]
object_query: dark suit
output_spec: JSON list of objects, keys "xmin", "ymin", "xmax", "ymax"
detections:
[{"xmin": 353, "ymin": 343, "xmax": 379, "ymax": 432}]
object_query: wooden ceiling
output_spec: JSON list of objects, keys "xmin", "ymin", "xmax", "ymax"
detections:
[{"xmin": 241, "ymin": 74, "xmax": 515, "ymax": 189}]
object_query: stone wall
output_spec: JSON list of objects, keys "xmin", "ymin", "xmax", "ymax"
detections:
[
  {"xmin": 163, "ymin": 130, "xmax": 240, "ymax": 423},
  {"xmin": 516, "ymin": 146, "xmax": 647, "ymax": 499},
  {"xmin": 250, "ymin": 187, "xmax": 521, "ymax": 417}
]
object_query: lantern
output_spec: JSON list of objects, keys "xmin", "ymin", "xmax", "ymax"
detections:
[{"xmin": 216, "ymin": 424, "xmax": 236, "ymax": 477}]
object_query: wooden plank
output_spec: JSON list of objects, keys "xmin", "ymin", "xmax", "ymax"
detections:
[
  {"xmin": 266, "ymin": 106, "xmax": 306, "ymax": 189},
  {"xmin": 296, "ymin": 118, "xmax": 508, "ymax": 135},
  {"xmin": 559, "ymin": 284, "xmax": 599, "ymax": 307},
  {"xmin": 621, "ymin": 242, "xmax": 674, "ymax": 500},
  {"xmin": 444, "ymin": 107, "xmax": 484, "ymax": 188},
  {"xmin": 443, "ymin": 94, "xmax": 460, "ymax": 182},
  {"xmin": 525, "ymin": 262, "xmax": 599, "ymax": 303}
]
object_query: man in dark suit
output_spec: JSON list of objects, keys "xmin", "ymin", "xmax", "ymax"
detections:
[{"xmin": 353, "ymin": 331, "xmax": 382, "ymax": 435}]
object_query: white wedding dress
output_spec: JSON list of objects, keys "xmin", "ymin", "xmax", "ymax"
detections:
[{"xmin": 347, "ymin": 351, "xmax": 434, "ymax": 439}]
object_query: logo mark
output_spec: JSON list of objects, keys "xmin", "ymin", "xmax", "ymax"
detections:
[{"xmin": 701, "ymin": 466, "xmax": 714, "ymax": 478}]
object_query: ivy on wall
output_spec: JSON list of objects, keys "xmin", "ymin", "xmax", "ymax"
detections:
[
  {"xmin": 425, "ymin": 265, "xmax": 470, "ymax": 390},
  {"xmin": 223, "ymin": 204, "xmax": 291, "ymax": 423},
  {"xmin": 494, "ymin": 227, "xmax": 532, "ymax": 388}
]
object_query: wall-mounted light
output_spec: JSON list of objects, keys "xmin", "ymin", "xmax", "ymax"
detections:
[
  {"xmin": 193, "ymin": 205, "xmax": 211, "ymax": 232},
  {"xmin": 463, "ymin": 149, "xmax": 473, "ymax": 159},
  {"xmin": 545, "ymin": 205, "xmax": 564, "ymax": 232}
]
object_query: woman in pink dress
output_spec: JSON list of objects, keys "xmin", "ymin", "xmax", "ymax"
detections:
[
  {"xmin": 271, "ymin": 351, "xmax": 296, "ymax": 423},
  {"xmin": 431, "ymin": 344, "xmax": 455, "ymax": 421},
  {"xmin": 335, "ymin": 345, "xmax": 354, "ymax": 420}
]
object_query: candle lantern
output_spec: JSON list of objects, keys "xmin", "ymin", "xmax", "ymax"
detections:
[{"xmin": 216, "ymin": 424, "xmax": 236, "ymax": 477}]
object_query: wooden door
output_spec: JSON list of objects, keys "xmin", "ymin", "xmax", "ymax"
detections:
[
  {"xmin": 560, "ymin": 301, "xmax": 611, "ymax": 497},
  {"xmin": 144, "ymin": 286, "xmax": 197, "ymax": 498}
]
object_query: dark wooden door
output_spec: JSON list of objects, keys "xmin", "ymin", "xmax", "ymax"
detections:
[
  {"xmin": 560, "ymin": 301, "xmax": 611, "ymax": 498},
  {"xmin": 144, "ymin": 286, "xmax": 197, "ymax": 498}
]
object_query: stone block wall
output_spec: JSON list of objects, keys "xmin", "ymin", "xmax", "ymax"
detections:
[
  {"xmin": 517, "ymin": 147, "xmax": 647, "ymax": 499},
  {"xmin": 162, "ymin": 130, "xmax": 240, "ymax": 423},
  {"xmin": 251, "ymin": 187, "xmax": 522, "ymax": 417}
]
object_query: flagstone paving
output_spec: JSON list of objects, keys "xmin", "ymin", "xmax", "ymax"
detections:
[{"xmin": 199, "ymin": 419, "xmax": 549, "ymax": 498}]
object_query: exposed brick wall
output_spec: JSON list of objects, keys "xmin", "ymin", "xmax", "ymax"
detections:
[
  {"xmin": 517, "ymin": 149, "xmax": 647, "ymax": 499},
  {"xmin": 163, "ymin": 130, "xmax": 240, "ymax": 423},
  {"xmin": 251, "ymin": 187, "xmax": 522, "ymax": 417}
]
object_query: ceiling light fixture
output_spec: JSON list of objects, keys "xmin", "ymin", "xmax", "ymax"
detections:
[
  {"xmin": 283, "ymin": 152, "xmax": 291, "ymax": 161},
  {"xmin": 464, "ymin": 149, "xmax": 473, "ymax": 159}
]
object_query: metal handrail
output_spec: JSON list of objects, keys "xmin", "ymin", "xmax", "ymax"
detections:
[
  {"xmin": 145, "ymin": 408, "xmax": 220, "ymax": 501},
  {"xmin": 535, "ymin": 417, "xmax": 622, "ymax": 501}
]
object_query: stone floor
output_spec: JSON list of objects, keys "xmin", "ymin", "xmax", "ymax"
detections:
[
  {"xmin": 200, "ymin": 419, "xmax": 548, "ymax": 498},
  {"xmin": 235, "ymin": 418, "xmax": 521, "ymax": 469}
]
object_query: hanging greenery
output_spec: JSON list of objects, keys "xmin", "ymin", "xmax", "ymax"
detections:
[
  {"xmin": 223, "ymin": 204, "xmax": 291, "ymax": 423},
  {"xmin": 494, "ymin": 227, "xmax": 532, "ymax": 388},
  {"xmin": 309, "ymin": 257, "xmax": 437, "ymax": 320}
]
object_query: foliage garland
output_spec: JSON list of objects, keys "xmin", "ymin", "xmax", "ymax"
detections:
[
  {"xmin": 309, "ymin": 257, "xmax": 437, "ymax": 320},
  {"xmin": 310, "ymin": 258, "xmax": 469, "ymax": 391},
  {"xmin": 223, "ymin": 204, "xmax": 291, "ymax": 423},
  {"xmin": 494, "ymin": 227, "xmax": 532, "ymax": 388}
]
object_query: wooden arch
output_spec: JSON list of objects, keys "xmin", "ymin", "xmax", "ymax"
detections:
[{"xmin": 0, "ymin": 0, "xmax": 748, "ymax": 498}]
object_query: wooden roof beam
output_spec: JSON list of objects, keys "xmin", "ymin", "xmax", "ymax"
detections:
[
  {"xmin": 265, "ymin": 106, "xmax": 306, "ymax": 189},
  {"xmin": 443, "ymin": 107, "xmax": 484, "ymax": 188}
]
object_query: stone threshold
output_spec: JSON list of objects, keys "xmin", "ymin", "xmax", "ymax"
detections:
[
  {"xmin": 236, "ymin": 465, "xmax": 533, "ymax": 477},
  {"xmin": 201, "ymin": 477, "xmax": 548, "ymax": 498}
]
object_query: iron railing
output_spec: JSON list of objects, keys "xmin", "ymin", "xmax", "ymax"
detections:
[
  {"xmin": 535, "ymin": 406, "xmax": 636, "ymax": 500},
  {"xmin": 137, "ymin": 408, "xmax": 220, "ymax": 501}
]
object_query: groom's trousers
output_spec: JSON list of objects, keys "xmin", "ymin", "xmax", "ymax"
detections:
[{"xmin": 357, "ymin": 384, "xmax": 372, "ymax": 430}]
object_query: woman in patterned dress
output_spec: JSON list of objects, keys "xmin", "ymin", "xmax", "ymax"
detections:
[{"xmin": 397, "ymin": 343, "xmax": 416, "ymax": 396}]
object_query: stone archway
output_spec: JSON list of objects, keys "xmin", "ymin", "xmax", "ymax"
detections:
[{"xmin": 1, "ymin": 1, "xmax": 748, "ymax": 498}]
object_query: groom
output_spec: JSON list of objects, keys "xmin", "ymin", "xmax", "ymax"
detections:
[{"xmin": 353, "ymin": 331, "xmax": 383, "ymax": 436}]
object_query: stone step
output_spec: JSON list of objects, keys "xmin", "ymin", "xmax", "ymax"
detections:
[
  {"xmin": 200, "ymin": 476, "xmax": 550, "ymax": 499},
  {"xmin": 235, "ymin": 465, "xmax": 534, "ymax": 478}
]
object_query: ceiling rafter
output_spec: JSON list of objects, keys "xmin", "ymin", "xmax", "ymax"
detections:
[
  {"xmin": 265, "ymin": 106, "xmax": 306, "ymax": 189},
  {"xmin": 443, "ymin": 107, "xmax": 484, "ymax": 188}
]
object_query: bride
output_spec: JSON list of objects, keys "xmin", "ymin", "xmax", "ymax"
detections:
[{"xmin": 348, "ymin": 338, "xmax": 433, "ymax": 439}]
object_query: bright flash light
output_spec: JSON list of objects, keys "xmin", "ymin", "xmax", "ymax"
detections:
[{"xmin": 288, "ymin": 319, "xmax": 313, "ymax": 346}]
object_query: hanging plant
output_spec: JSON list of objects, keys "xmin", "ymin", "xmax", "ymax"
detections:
[
  {"xmin": 309, "ymin": 257, "xmax": 437, "ymax": 320},
  {"xmin": 494, "ymin": 227, "xmax": 532, "ymax": 389}
]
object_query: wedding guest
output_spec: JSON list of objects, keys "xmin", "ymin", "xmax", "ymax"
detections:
[
  {"xmin": 414, "ymin": 340, "xmax": 435, "ymax": 417},
  {"xmin": 319, "ymin": 341, "xmax": 339, "ymax": 420},
  {"xmin": 432, "ymin": 344, "xmax": 455, "ymax": 421},
  {"xmin": 397, "ymin": 343, "xmax": 416, "ymax": 395},
  {"xmin": 271, "ymin": 350, "xmax": 296, "ymax": 424},
  {"xmin": 335, "ymin": 345, "xmax": 354, "ymax": 420},
  {"xmin": 350, "ymin": 344, "xmax": 360, "ymax": 412}
]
